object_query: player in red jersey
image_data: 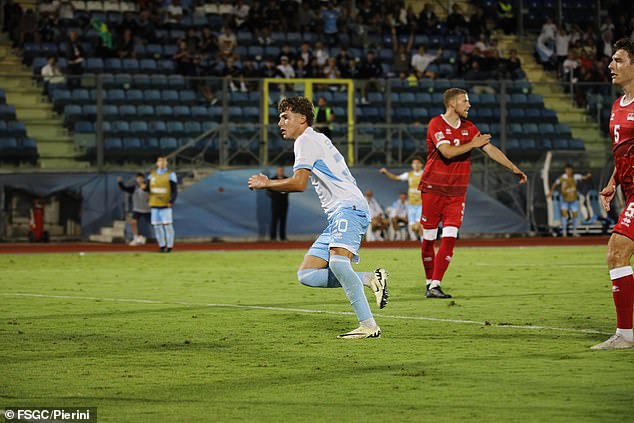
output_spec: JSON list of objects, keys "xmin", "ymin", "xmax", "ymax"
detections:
[
  {"xmin": 592, "ymin": 38, "xmax": 634, "ymax": 350},
  {"xmin": 419, "ymin": 88, "xmax": 527, "ymax": 298}
]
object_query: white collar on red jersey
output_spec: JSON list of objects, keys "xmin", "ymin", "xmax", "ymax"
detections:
[
  {"xmin": 620, "ymin": 96, "xmax": 634, "ymax": 107},
  {"xmin": 441, "ymin": 113, "xmax": 461, "ymax": 129}
]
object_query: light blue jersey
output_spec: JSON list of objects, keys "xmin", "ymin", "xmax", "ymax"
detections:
[{"xmin": 293, "ymin": 127, "xmax": 369, "ymax": 218}]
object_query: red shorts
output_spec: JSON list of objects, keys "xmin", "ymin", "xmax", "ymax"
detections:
[
  {"xmin": 613, "ymin": 196, "xmax": 634, "ymax": 241},
  {"xmin": 420, "ymin": 192, "xmax": 466, "ymax": 229}
]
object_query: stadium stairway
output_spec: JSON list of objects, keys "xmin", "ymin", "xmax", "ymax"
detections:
[
  {"xmin": 89, "ymin": 168, "xmax": 214, "ymax": 243},
  {"xmin": 0, "ymin": 34, "xmax": 89, "ymax": 169},
  {"xmin": 498, "ymin": 34, "xmax": 609, "ymax": 168}
]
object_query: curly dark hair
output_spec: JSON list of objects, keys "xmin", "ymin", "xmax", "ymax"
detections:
[
  {"xmin": 614, "ymin": 38, "xmax": 634, "ymax": 63},
  {"xmin": 278, "ymin": 96, "xmax": 315, "ymax": 126}
]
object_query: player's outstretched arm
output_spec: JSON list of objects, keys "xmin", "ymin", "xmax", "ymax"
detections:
[
  {"xmin": 437, "ymin": 133, "xmax": 491, "ymax": 159},
  {"xmin": 379, "ymin": 168, "xmax": 401, "ymax": 181},
  {"xmin": 248, "ymin": 168, "xmax": 311, "ymax": 192},
  {"xmin": 481, "ymin": 143, "xmax": 527, "ymax": 184}
]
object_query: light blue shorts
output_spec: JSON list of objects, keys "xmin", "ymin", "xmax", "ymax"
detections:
[
  {"xmin": 561, "ymin": 201, "xmax": 580, "ymax": 214},
  {"xmin": 151, "ymin": 208, "xmax": 173, "ymax": 225},
  {"xmin": 307, "ymin": 207, "xmax": 370, "ymax": 264},
  {"xmin": 408, "ymin": 205, "xmax": 422, "ymax": 226}
]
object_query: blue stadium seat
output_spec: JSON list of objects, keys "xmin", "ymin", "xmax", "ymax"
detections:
[
  {"xmin": 569, "ymin": 139, "xmax": 585, "ymax": 150},
  {"xmin": 126, "ymin": 89, "xmax": 144, "ymax": 104},
  {"xmin": 184, "ymin": 121, "xmax": 202, "ymax": 135},
  {"xmin": 525, "ymin": 108, "xmax": 540, "ymax": 121},
  {"xmin": 85, "ymin": 58, "xmax": 104, "ymax": 73},
  {"xmin": 160, "ymin": 137, "xmax": 178, "ymax": 152},
  {"xmin": 540, "ymin": 109, "xmax": 558, "ymax": 123},
  {"xmin": 527, "ymin": 94, "xmax": 544, "ymax": 107},
  {"xmin": 118, "ymin": 105, "xmax": 136, "ymax": 118},
  {"xmin": 137, "ymin": 105, "xmax": 154, "ymax": 118},
  {"xmin": 148, "ymin": 74, "xmax": 168, "ymax": 88},
  {"xmin": 556, "ymin": 123, "xmax": 572, "ymax": 137},
  {"xmin": 130, "ymin": 121, "xmax": 148, "ymax": 134},
  {"xmin": 508, "ymin": 123, "xmax": 523, "ymax": 135},
  {"xmin": 104, "ymin": 58, "xmax": 122, "ymax": 72},
  {"xmin": 243, "ymin": 106, "xmax": 259, "ymax": 122},
  {"xmin": 228, "ymin": 106, "xmax": 243, "ymax": 119},
  {"xmin": 167, "ymin": 74, "xmax": 186, "ymax": 89},
  {"xmin": 415, "ymin": 92, "xmax": 432, "ymax": 106},
  {"xmin": 74, "ymin": 121, "xmax": 94, "ymax": 133},
  {"xmin": 122, "ymin": 136, "xmax": 143, "ymax": 153},
  {"xmin": 400, "ymin": 92, "xmax": 416, "ymax": 104},
  {"xmin": 173, "ymin": 105, "xmax": 190, "ymax": 118},
  {"xmin": 146, "ymin": 44, "xmax": 163, "ymax": 57},
  {"xmin": 509, "ymin": 109, "xmax": 525, "ymax": 122},
  {"xmin": 149, "ymin": 120, "xmax": 167, "ymax": 135},
  {"xmin": 510, "ymin": 94, "xmax": 528, "ymax": 106},
  {"xmin": 143, "ymin": 89, "xmax": 161, "ymax": 104},
  {"xmin": 538, "ymin": 123, "xmax": 556, "ymax": 136},
  {"xmin": 106, "ymin": 89, "xmax": 125, "ymax": 104},
  {"xmin": 190, "ymin": 106, "xmax": 209, "ymax": 120},
  {"xmin": 179, "ymin": 90, "xmax": 197, "ymax": 104},
  {"xmin": 158, "ymin": 60, "xmax": 175, "ymax": 73},
  {"xmin": 139, "ymin": 59, "xmax": 157, "ymax": 72},
  {"xmin": 63, "ymin": 105, "xmax": 82, "ymax": 126},
  {"xmin": 161, "ymin": 90, "xmax": 179, "ymax": 103},
  {"xmin": 523, "ymin": 123, "xmax": 539, "ymax": 136},
  {"xmin": 552, "ymin": 139, "xmax": 569, "ymax": 150},
  {"xmin": 155, "ymin": 105, "xmax": 173, "ymax": 118},
  {"xmin": 112, "ymin": 120, "xmax": 131, "ymax": 135},
  {"xmin": 133, "ymin": 73, "xmax": 151, "ymax": 89},
  {"xmin": 167, "ymin": 121, "xmax": 184, "ymax": 135}
]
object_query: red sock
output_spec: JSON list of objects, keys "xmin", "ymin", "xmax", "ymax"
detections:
[
  {"xmin": 421, "ymin": 239, "xmax": 435, "ymax": 281},
  {"xmin": 611, "ymin": 267, "xmax": 634, "ymax": 329},
  {"xmin": 432, "ymin": 237, "xmax": 456, "ymax": 283}
]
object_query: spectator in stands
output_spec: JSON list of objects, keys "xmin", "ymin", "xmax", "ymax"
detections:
[
  {"xmin": 468, "ymin": 6, "xmax": 486, "ymax": 38},
  {"xmin": 462, "ymin": 61, "xmax": 495, "ymax": 94},
  {"xmin": 241, "ymin": 56, "xmax": 259, "ymax": 91},
  {"xmin": 260, "ymin": 58, "xmax": 281, "ymax": 78},
  {"xmin": 555, "ymin": 26, "xmax": 572, "ymax": 77},
  {"xmin": 294, "ymin": 57, "xmax": 308, "ymax": 78},
  {"xmin": 314, "ymin": 96, "xmax": 335, "ymax": 139},
  {"xmin": 296, "ymin": 3, "xmax": 318, "ymax": 34},
  {"xmin": 299, "ymin": 42, "xmax": 312, "ymax": 65},
  {"xmin": 231, "ymin": 0, "xmax": 250, "ymax": 29},
  {"xmin": 198, "ymin": 27, "xmax": 217, "ymax": 59},
  {"xmin": 3, "ymin": 1, "xmax": 22, "ymax": 46},
  {"xmin": 562, "ymin": 51, "xmax": 580, "ymax": 83},
  {"xmin": 357, "ymin": 50, "xmax": 382, "ymax": 104},
  {"xmin": 365, "ymin": 190, "xmax": 388, "ymax": 242},
  {"xmin": 57, "ymin": 0, "xmax": 74, "ymax": 26},
  {"xmin": 313, "ymin": 41, "xmax": 330, "ymax": 68},
  {"xmin": 536, "ymin": 28, "xmax": 555, "ymax": 68},
  {"xmin": 163, "ymin": 0, "xmax": 183, "ymax": 29},
  {"xmin": 547, "ymin": 164, "xmax": 592, "ymax": 237},
  {"xmin": 457, "ymin": 53, "xmax": 473, "ymax": 77},
  {"xmin": 173, "ymin": 39, "xmax": 195, "ymax": 76},
  {"xmin": 446, "ymin": 4, "xmax": 468, "ymax": 36},
  {"xmin": 38, "ymin": 14, "xmax": 57, "ymax": 43},
  {"xmin": 40, "ymin": 56, "xmax": 65, "ymax": 89},
  {"xmin": 223, "ymin": 57, "xmax": 247, "ymax": 92},
  {"xmin": 321, "ymin": 2, "xmax": 341, "ymax": 47},
  {"xmin": 182, "ymin": 28, "xmax": 200, "ymax": 55},
  {"xmin": 38, "ymin": 0, "xmax": 58, "ymax": 20},
  {"xmin": 411, "ymin": 45, "xmax": 441, "ymax": 80},
  {"xmin": 541, "ymin": 17, "xmax": 557, "ymax": 40},
  {"xmin": 417, "ymin": 3, "xmax": 439, "ymax": 35},
  {"xmin": 389, "ymin": 192, "xmax": 409, "ymax": 240},
  {"xmin": 279, "ymin": 44, "xmax": 297, "ymax": 66},
  {"xmin": 505, "ymin": 49, "xmax": 525, "ymax": 80},
  {"xmin": 136, "ymin": 10, "xmax": 157, "ymax": 44},
  {"xmin": 267, "ymin": 167, "xmax": 289, "ymax": 242},
  {"xmin": 66, "ymin": 30, "xmax": 84, "ymax": 89},
  {"xmin": 336, "ymin": 46, "xmax": 354, "ymax": 78},
  {"xmin": 118, "ymin": 12, "xmax": 138, "ymax": 36},
  {"xmin": 117, "ymin": 28, "xmax": 135, "ymax": 59},
  {"xmin": 391, "ymin": 26, "xmax": 414, "ymax": 79},
  {"xmin": 496, "ymin": 0, "xmax": 514, "ymax": 34},
  {"xmin": 118, "ymin": 174, "xmax": 150, "ymax": 246},
  {"xmin": 249, "ymin": 2, "xmax": 273, "ymax": 46},
  {"xmin": 322, "ymin": 57, "xmax": 341, "ymax": 81},
  {"xmin": 18, "ymin": 8, "xmax": 38, "ymax": 47},
  {"xmin": 276, "ymin": 56, "xmax": 295, "ymax": 79},
  {"xmin": 217, "ymin": 25, "xmax": 238, "ymax": 62}
]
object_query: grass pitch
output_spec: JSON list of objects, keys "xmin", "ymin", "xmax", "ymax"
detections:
[{"xmin": 1, "ymin": 246, "xmax": 632, "ymax": 422}]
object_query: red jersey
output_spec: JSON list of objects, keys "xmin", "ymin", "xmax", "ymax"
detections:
[
  {"xmin": 418, "ymin": 115, "xmax": 480, "ymax": 197},
  {"xmin": 609, "ymin": 96, "xmax": 634, "ymax": 200}
]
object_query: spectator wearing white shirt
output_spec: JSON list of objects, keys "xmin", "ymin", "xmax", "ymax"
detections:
[
  {"xmin": 411, "ymin": 45, "xmax": 441, "ymax": 79},
  {"xmin": 276, "ymin": 56, "xmax": 295, "ymax": 78},
  {"xmin": 389, "ymin": 192, "xmax": 409, "ymax": 240},
  {"xmin": 365, "ymin": 190, "xmax": 388, "ymax": 242},
  {"xmin": 555, "ymin": 26, "xmax": 572, "ymax": 75},
  {"xmin": 164, "ymin": 0, "xmax": 183, "ymax": 28},
  {"xmin": 41, "ymin": 56, "xmax": 65, "ymax": 87},
  {"xmin": 231, "ymin": 0, "xmax": 250, "ymax": 28}
]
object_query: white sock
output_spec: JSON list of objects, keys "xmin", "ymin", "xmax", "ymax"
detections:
[
  {"xmin": 429, "ymin": 280, "xmax": 440, "ymax": 289},
  {"xmin": 361, "ymin": 317, "xmax": 378, "ymax": 329},
  {"xmin": 359, "ymin": 272, "xmax": 372, "ymax": 287},
  {"xmin": 616, "ymin": 328, "xmax": 634, "ymax": 342},
  {"xmin": 426, "ymin": 279, "xmax": 432, "ymax": 287}
]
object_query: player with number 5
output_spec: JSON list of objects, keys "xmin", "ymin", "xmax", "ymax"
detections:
[
  {"xmin": 248, "ymin": 96, "xmax": 388, "ymax": 339},
  {"xmin": 592, "ymin": 38, "xmax": 634, "ymax": 350}
]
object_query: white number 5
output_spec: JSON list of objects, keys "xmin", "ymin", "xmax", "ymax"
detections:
[{"xmin": 614, "ymin": 124, "xmax": 620, "ymax": 143}]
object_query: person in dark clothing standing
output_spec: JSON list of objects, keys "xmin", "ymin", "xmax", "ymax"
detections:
[
  {"xmin": 117, "ymin": 172, "xmax": 150, "ymax": 246},
  {"xmin": 267, "ymin": 166, "xmax": 289, "ymax": 241}
]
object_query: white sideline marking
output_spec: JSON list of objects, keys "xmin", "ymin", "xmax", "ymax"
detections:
[{"xmin": 1, "ymin": 292, "xmax": 610, "ymax": 335}]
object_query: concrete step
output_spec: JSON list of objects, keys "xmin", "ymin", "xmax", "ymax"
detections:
[
  {"xmin": 113, "ymin": 220, "xmax": 127, "ymax": 230},
  {"xmin": 0, "ymin": 77, "xmax": 38, "ymax": 90},
  {"xmin": 25, "ymin": 123, "xmax": 69, "ymax": 138},
  {"xmin": 101, "ymin": 226, "xmax": 124, "ymax": 237},
  {"xmin": 4, "ymin": 92, "xmax": 45, "ymax": 106},
  {"xmin": 39, "ymin": 158, "xmax": 91, "ymax": 169},
  {"xmin": 89, "ymin": 234, "xmax": 114, "ymax": 243},
  {"xmin": 36, "ymin": 142, "xmax": 77, "ymax": 157},
  {"xmin": 556, "ymin": 111, "xmax": 592, "ymax": 123}
]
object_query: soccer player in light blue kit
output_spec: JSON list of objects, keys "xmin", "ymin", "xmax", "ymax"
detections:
[
  {"xmin": 144, "ymin": 156, "xmax": 178, "ymax": 253},
  {"xmin": 248, "ymin": 96, "xmax": 389, "ymax": 339}
]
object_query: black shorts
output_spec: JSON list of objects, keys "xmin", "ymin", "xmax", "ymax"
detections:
[{"xmin": 132, "ymin": 211, "xmax": 150, "ymax": 220}]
